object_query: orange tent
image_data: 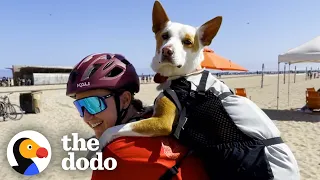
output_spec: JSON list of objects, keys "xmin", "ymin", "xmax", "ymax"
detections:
[{"xmin": 201, "ymin": 47, "xmax": 248, "ymax": 71}]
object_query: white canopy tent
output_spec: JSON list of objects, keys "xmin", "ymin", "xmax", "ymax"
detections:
[{"xmin": 277, "ymin": 36, "xmax": 320, "ymax": 109}]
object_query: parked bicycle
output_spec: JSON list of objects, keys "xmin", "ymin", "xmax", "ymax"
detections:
[{"xmin": 0, "ymin": 92, "xmax": 24, "ymax": 121}]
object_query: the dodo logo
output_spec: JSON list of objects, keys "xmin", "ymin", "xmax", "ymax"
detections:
[{"xmin": 7, "ymin": 130, "xmax": 52, "ymax": 176}]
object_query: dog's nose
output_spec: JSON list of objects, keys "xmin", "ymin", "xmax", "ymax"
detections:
[{"xmin": 162, "ymin": 46, "xmax": 173, "ymax": 57}]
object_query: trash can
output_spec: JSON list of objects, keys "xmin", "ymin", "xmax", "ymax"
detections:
[
  {"xmin": 19, "ymin": 91, "xmax": 42, "ymax": 114},
  {"xmin": 31, "ymin": 91, "xmax": 42, "ymax": 113}
]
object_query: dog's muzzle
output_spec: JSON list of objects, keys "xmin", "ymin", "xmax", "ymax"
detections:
[
  {"xmin": 159, "ymin": 46, "xmax": 182, "ymax": 68},
  {"xmin": 161, "ymin": 46, "xmax": 174, "ymax": 62}
]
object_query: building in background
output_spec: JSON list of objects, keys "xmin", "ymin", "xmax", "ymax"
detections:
[{"xmin": 11, "ymin": 65, "xmax": 73, "ymax": 86}]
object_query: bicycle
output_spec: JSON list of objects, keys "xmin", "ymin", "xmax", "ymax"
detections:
[{"xmin": 0, "ymin": 92, "xmax": 24, "ymax": 121}]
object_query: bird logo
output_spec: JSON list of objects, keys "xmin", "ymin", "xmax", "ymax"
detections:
[{"xmin": 7, "ymin": 130, "xmax": 51, "ymax": 176}]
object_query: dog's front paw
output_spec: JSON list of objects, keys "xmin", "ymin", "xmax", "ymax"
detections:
[{"xmin": 100, "ymin": 123, "xmax": 149, "ymax": 145}]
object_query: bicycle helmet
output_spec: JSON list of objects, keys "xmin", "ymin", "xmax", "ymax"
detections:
[
  {"xmin": 66, "ymin": 53, "xmax": 140, "ymax": 126},
  {"xmin": 66, "ymin": 53, "xmax": 139, "ymax": 98}
]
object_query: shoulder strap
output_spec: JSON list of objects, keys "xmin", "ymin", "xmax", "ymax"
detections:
[
  {"xmin": 163, "ymin": 88, "xmax": 182, "ymax": 112},
  {"xmin": 208, "ymin": 87, "xmax": 233, "ymax": 100},
  {"xmin": 159, "ymin": 150, "xmax": 193, "ymax": 180},
  {"xmin": 196, "ymin": 70, "xmax": 209, "ymax": 95},
  {"xmin": 197, "ymin": 70, "xmax": 233, "ymax": 100},
  {"xmin": 162, "ymin": 88, "xmax": 186, "ymax": 139}
]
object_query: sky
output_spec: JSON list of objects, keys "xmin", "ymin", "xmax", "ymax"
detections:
[{"xmin": 0, "ymin": 0, "xmax": 320, "ymax": 76}]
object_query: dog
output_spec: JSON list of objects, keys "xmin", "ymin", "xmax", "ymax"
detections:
[
  {"xmin": 88, "ymin": 3, "xmax": 301, "ymax": 180},
  {"xmin": 101, "ymin": 0, "xmax": 222, "ymax": 145}
]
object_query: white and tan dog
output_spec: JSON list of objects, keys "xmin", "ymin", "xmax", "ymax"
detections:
[
  {"xmin": 99, "ymin": 0, "xmax": 222, "ymax": 145},
  {"xmin": 88, "ymin": 3, "xmax": 301, "ymax": 179}
]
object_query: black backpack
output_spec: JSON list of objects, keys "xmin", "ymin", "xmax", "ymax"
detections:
[{"xmin": 159, "ymin": 70, "xmax": 282, "ymax": 180}]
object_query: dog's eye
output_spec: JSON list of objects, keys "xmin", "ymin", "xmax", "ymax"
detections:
[
  {"xmin": 162, "ymin": 33, "xmax": 169, "ymax": 40},
  {"xmin": 182, "ymin": 39, "xmax": 192, "ymax": 45}
]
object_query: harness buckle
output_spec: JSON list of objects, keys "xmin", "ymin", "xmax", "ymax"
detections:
[
  {"xmin": 189, "ymin": 91, "xmax": 196, "ymax": 98},
  {"xmin": 181, "ymin": 117, "xmax": 188, "ymax": 130},
  {"xmin": 197, "ymin": 91, "xmax": 206, "ymax": 96}
]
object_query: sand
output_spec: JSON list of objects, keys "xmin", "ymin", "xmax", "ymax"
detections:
[{"xmin": 0, "ymin": 73, "xmax": 319, "ymax": 180}]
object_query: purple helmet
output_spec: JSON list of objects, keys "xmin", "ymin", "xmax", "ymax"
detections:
[{"xmin": 66, "ymin": 53, "xmax": 140, "ymax": 98}]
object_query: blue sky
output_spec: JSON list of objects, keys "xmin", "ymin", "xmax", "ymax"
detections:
[{"xmin": 0, "ymin": 0, "xmax": 319, "ymax": 76}]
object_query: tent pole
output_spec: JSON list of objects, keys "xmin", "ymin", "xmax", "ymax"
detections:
[
  {"xmin": 277, "ymin": 62, "xmax": 280, "ymax": 109},
  {"xmin": 283, "ymin": 64, "xmax": 286, "ymax": 84},
  {"xmin": 293, "ymin": 66, "xmax": 297, "ymax": 83},
  {"xmin": 261, "ymin": 63, "xmax": 264, "ymax": 88},
  {"xmin": 288, "ymin": 64, "xmax": 291, "ymax": 107},
  {"xmin": 305, "ymin": 67, "xmax": 307, "ymax": 80}
]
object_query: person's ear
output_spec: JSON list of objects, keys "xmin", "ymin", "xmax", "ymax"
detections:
[{"xmin": 119, "ymin": 91, "xmax": 132, "ymax": 109}]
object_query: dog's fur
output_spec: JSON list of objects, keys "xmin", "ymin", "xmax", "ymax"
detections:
[{"xmin": 103, "ymin": 1, "xmax": 222, "ymax": 142}]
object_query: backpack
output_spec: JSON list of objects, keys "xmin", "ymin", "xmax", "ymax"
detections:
[{"xmin": 159, "ymin": 70, "xmax": 283, "ymax": 180}]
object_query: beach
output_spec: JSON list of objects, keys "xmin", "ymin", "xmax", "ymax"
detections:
[{"xmin": 0, "ymin": 73, "xmax": 319, "ymax": 180}]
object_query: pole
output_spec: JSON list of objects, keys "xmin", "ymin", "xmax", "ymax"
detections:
[
  {"xmin": 305, "ymin": 67, "xmax": 307, "ymax": 80},
  {"xmin": 293, "ymin": 66, "xmax": 297, "ymax": 83},
  {"xmin": 288, "ymin": 64, "xmax": 291, "ymax": 107},
  {"xmin": 261, "ymin": 63, "xmax": 264, "ymax": 88},
  {"xmin": 283, "ymin": 64, "xmax": 286, "ymax": 84},
  {"xmin": 277, "ymin": 62, "xmax": 280, "ymax": 110}
]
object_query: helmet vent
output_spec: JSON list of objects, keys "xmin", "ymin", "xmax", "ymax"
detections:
[
  {"xmin": 106, "ymin": 54, "xmax": 112, "ymax": 60},
  {"xmin": 105, "ymin": 67, "xmax": 123, "ymax": 78},
  {"xmin": 81, "ymin": 63, "xmax": 102, "ymax": 80},
  {"xmin": 70, "ymin": 71, "xmax": 78, "ymax": 83},
  {"xmin": 89, "ymin": 64, "xmax": 102, "ymax": 78},
  {"xmin": 103, "ymin": 61, "xmax": 114, "ymax": 70}
]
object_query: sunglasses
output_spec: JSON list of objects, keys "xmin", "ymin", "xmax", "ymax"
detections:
[{"xmin": 73, "ymin": 94, "xmax": 113, "ymax": 117}]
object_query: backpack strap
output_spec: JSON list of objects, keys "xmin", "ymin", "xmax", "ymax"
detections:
[
  {"xmin": 159, "ymin": 150, "xmax": 194, "ymax": 180},
  {"xmin": 208, "ymin": 87, "xmax": 233, "ymax": 100},
  {"xmin": 196, "ymin": 70, "xmax": 209, "ymax": 96},
  {"xmin": 173, "ymin": 107, "xmax": 187, "ymax": 139},
  {"xmin": 196, "ymin": 70, "xmax": 233, "ymax": 100},
  {"xmin": 162, "ymin": 88, "xmax": 186, "ymax": 139},
  {"xmin": 163, "ymin": 88, "xmax": 182, "ymax": 112}
]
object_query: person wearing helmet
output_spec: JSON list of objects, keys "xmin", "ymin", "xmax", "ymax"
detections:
[{"xmin": 66, "ymin": 53, "xmax": 209, "ymax": 180}]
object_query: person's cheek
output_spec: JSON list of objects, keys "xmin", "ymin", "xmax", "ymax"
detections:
[
  {"xmin": 83, "ymin": 110, "xmax": 93, "ymax": 125},
  {"xmin": 97, "ymin": 109, "xmax": 117, "ymax": 129}
]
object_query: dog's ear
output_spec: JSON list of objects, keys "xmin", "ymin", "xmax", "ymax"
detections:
[
  {"xmin": 198, "ymin": 16, "xmax": 222, "ymax": 46},
  {"xmin": 152, "ymin": 1, "xmax": 170, "ymax": 33}
]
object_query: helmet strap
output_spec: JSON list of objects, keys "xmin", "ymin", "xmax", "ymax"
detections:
[{"xmin": 114, "ymin": 93, "xmax": 130, "ymax": 126}]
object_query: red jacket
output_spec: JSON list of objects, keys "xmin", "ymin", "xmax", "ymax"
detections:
[{"xmin": 91, "ymin": 136, "xmax": 209, "ymax": 180}]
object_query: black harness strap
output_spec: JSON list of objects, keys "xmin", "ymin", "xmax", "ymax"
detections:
[
  {"xmin": 197, "ymin": 71, "xmax": 233, "ymax": 100},
  {"xmin": 208, "ymin": 87, "xmax": 233, "ymax": 100},
  {"xmin": 262, "ymin": 137, "xmax": 283, "ymax": 146},
  {"xmin": 196, "ymin": 70, "xmax": 209, "ymax": 95},
  {"xmin": 163, "ymin": 88, "xmax": 182, "ymax": 111},
  {"xmin": 173, "ymin": 107, "xmax": 187, "ymax": 139},
  {"xmin": 159, "ymin": 150, "xmax": 194, "ymax": 180},
  {"xmin": 218, "ymin": 92, "xmax": 233, "ymax": 100}
]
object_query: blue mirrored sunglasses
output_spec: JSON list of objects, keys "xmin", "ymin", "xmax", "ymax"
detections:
[{"xmin": 73, "ymin": 94, "xmax": 113, "ymax": 117}]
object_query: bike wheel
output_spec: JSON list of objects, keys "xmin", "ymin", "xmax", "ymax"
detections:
[
  {"xmin": 8, "ymin": 104, "xmax": 24, "ymax": 120},
  {"xmin": 0, "ymin": 102, "xmax": 7, "ymax": 121},
  {"xmin": 6, "ymin": 104, "xmax": 17, "ymax": 120}
]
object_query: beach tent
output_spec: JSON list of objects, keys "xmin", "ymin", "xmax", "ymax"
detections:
[
  {"xmin": 201, "ymin": 47, "xmax": 248, "ymax": 71},
  {"xmin": 276, "ymin": 36, "xmax": 320, "ymax": 109}
]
